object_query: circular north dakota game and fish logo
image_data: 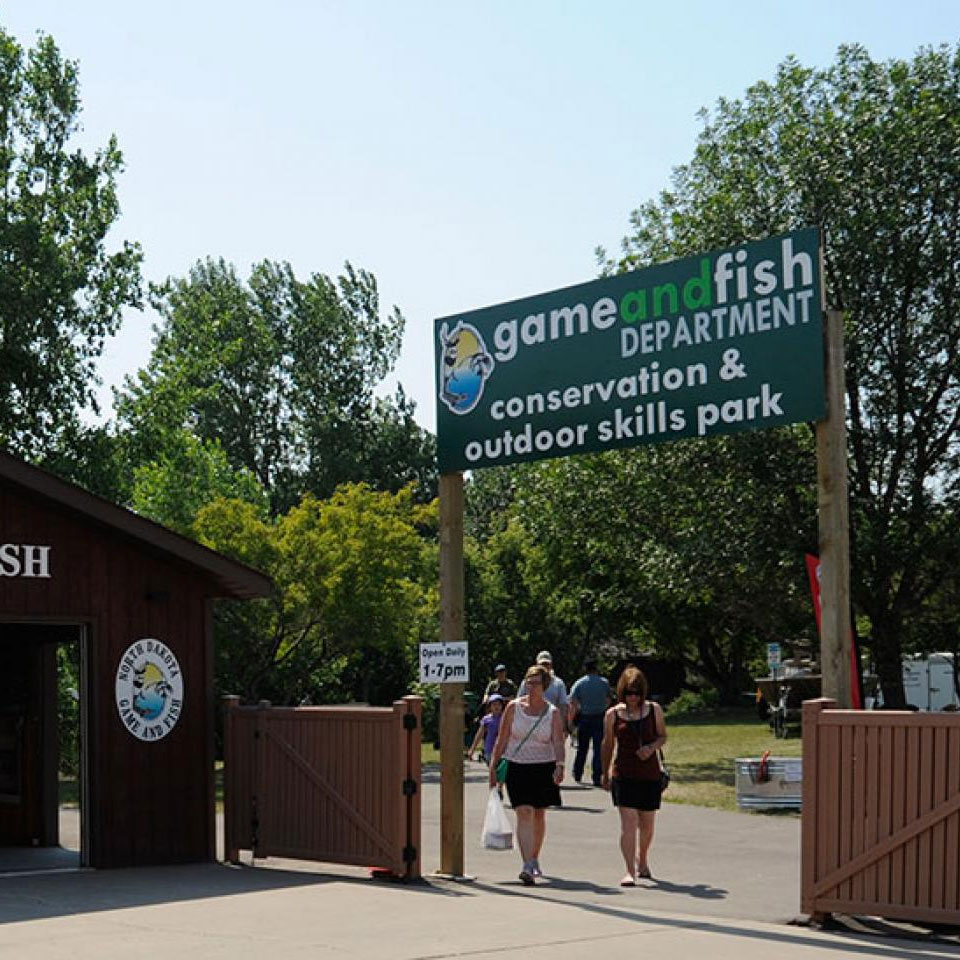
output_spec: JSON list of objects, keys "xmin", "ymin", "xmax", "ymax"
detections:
[{"xmin": 115, "ymin": 639, "xmax": 184, "ymax": 741}]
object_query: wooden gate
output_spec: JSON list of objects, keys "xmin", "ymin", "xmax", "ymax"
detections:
[
  {"xmin": 802, "ymin": 698, "xmax": 960, "ymax": 923},
  {"xmin": 223, "ymin": 695, "xmax": 421, "ymax": 879}
]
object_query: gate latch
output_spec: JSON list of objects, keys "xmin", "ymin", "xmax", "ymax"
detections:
[{"xmin": 402, "ymin": 778, "xmax": 418, "ymax": 797}]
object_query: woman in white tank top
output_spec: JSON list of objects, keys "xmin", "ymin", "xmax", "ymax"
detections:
[{"xmin": 488, "ymin": 664, "xmax": 566, "ymax": 885}]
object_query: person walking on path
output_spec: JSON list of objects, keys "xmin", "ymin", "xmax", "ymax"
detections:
[
  {"xmin": 568, "ymin": 659, "xmax": 612, "ymax": 786},
  {"xmin": 467, "ymin": 693, "xmax": 505, "ymax": 764},
  {"xmin": 601, "ymin": 666, "xmax": 667, "ymax": 887},
  {"xmin": 488, "ymin": 664, "xmax": 566, "ymax": 886},
  {"xmin": 517, "ymin": 650, "xmax": 569, "ymax": 730},
  {"xmin": 483, "ymin": 664, "xmax": 517, "ymax": 705}
]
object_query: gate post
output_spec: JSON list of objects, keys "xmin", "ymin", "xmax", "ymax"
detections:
[
  {"xmin": 802, "ymin": 697, "xmax": 835, "ymax": 918},
  {"xmin": 816, "ymin": 308, "xmax": 852, "ymax": 707},
  {"xmin": 438, "ymin": 472, "xmax": 465, "ymax": 877},
  {"xmin": 222, "ymin": 695, "xmax": 240, "ymax": 864},
  {"xmin": 395, "ymin": 695, "xmax": 422, "ymax": 880}
]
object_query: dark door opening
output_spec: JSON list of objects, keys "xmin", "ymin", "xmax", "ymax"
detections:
[{"xmin": 0, "ymin": 623, "xmax": 86, "ymax": 873}]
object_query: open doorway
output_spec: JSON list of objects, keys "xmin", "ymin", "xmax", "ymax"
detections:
[{"xmin": 0, "ymin": 622, "xmax": 86, "ymax": 873}]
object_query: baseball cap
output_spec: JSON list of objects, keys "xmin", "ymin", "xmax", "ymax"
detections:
[
  {"xmin": 494, "ymin": 663, "xmax": 507, "ymax": 672},
  {"xmin": 536, "ymin": 650, "xmax": 552, "ymax": 664},
  {"xmin": 487, "ymin": 693, "xmax": 504, "ymax": 703}
]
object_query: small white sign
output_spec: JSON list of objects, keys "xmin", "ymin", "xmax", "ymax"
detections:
[
  {"xmin": 767, "ymin": 642, "xmax": 781, "ymax": 669},
  {"xmin": 419, "ymin": 642, "xmax": 469, "ymax": 683}
]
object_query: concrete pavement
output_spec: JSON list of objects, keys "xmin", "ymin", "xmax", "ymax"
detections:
[
  {"xmin": 0, "ymin": 765, "xmax": 956, "ymax": 958},
  {"xmin": 0, "ymin": 861, "xmax": 956, "ymax": 960}
]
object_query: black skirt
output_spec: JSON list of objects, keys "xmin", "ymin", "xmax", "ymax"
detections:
[
  {"xmin": 505, "ymin": 760, "xmax": 562, "ymax": 809},
  {"xmin": 611, "ymin": 776, "xmax": 662, "ymax": 811}
]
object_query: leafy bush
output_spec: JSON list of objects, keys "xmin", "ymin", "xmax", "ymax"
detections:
[{"xmin": 665, "ymin": 688, "xmax": 721, "ymax": 717}]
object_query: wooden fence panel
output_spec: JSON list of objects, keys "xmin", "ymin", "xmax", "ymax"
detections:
[
  {"xmin": 802, "ymin": 699, "xmax": 960, "ymax": 924},
  {"xmin": 223, "ymin": 696, "xmax": 421, "ymax": 879}
]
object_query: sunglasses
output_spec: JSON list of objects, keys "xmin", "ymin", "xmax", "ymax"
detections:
[{"xmin": 624, "ymin": 690, "xmax": 643, "ymax": 696}]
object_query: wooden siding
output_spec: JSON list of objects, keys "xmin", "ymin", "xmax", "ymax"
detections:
[
  {"xmin": 802, "ymin": 698, "xmax": 960, "ymax": 923},
  {"xmin": 0, "ymin": 480, "xmax": 220, "ymax": 867}
]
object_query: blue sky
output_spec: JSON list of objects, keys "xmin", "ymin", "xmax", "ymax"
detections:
[{"xmin": 4, "ymin": 2, "xmax": 960, "ymax": 431}]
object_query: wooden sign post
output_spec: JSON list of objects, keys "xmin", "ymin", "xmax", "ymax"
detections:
[
  {"xmin": 815, "ymin": 308, "xmax": 852, "ymax": 707},
  {"xmin": 438, "ymin": 472, "xmax": 465, "ymax": 876}
]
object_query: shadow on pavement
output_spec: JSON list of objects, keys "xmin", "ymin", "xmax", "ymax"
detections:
[
  {"xmin": 0, "ymin": 861, "xmax": 465, "ymax": 926},
  {"xmin": 467, "ymin": 879, "xmax": 950, "ymax": 960},
  {"xmin": 646, "ymin": 877, "xmax": 727, "ymax": 899},
  {"xmin": 0, "ymin": 861, "xmax": 950, "ymax": 959}
]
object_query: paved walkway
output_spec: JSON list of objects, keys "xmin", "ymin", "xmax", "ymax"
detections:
[
  {"xmin": 425, "ymin": 762, "xmax": 802, "ymax": 923},
  {"xmin": 0, "ymin": 766, "xmax": 956, "ymax": 958}
]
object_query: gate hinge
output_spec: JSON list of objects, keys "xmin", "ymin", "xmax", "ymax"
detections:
[
  {"xmin": 402, "ymin": 778, "xmax": 418, "ymax": 797},
  {"xmin": 251, "ymin": 797, "xmax": 260, "ymax": 855},
  {"xmin": 402, "ymin": 713, "xmax": 418, "ymax": 731},
  {"xmin": 402, "ymin": 845, "xmax": 417, "ymax": 863}
]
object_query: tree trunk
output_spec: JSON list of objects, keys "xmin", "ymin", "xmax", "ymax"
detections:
[{"xmin": 872, "ymin": 620, "xmax": 906, "ymax": 709}]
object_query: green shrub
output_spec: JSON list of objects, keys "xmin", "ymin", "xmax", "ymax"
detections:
[{"xmin": 665, "ymin": 688, "xmax": 721, "ymax": 717}]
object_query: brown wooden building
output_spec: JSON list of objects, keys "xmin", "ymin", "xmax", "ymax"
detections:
[{"xmin": 0, "ymin": 452, "xmax": 271, "ymax": 868}]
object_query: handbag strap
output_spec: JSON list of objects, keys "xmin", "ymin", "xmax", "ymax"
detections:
[{"xmin": 509, "ymin": 704, "xmax": 549, "ymax": 759}]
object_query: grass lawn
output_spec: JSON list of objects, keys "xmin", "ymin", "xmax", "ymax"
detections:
[
  {"xmin": 663, "ymin": 708, "xmax": 801, "ymax": 812},
  {"xmin": 421, "ymin": 707, "xmax": 802, "ymax": 814}
]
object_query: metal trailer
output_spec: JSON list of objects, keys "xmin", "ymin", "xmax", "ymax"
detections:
[{"xmin": 902, "ymin": 653, "xmax": 960, "ymax": 711}]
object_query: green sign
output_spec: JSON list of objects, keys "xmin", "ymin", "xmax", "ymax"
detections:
[{"xmin": 435, "ymin": 228, "xmax": 824, "ymax": 473}]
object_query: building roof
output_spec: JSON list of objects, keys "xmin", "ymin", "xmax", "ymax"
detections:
[{"xmin": 0, "ymin": 450, "xmax": 273, "ymax": 600}]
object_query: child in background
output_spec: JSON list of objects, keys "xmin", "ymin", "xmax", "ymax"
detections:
[{"xmin": 467, "ymin": 694, "xmax": 505, "ymax": 765}]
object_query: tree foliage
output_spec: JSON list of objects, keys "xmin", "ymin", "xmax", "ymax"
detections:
[
  {"xmin": 0, "ymin": 29, "xmax": 141, "ymax": 458},
  {"xmin": 193, "ymin": 483, "xmax": 438, "ymax": 705},
  {"xmin": 116, "ymin": 258, "xmax": 435, "ymax": 513},
  {"xmin": 129, "ymin": 431, "xmax": 268, "ymax": 536},
  {"xmin": 466, "ymin": 430, "xmax": 817, "ymax": 702},
  {"xmin": 600, "ymin": 43, "xmax": 960, "ymax": 704}
]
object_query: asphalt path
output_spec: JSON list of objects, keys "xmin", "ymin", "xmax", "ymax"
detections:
[{"xmin": 421, "ymin": 760, "xmax": 802, "ymax": 923}]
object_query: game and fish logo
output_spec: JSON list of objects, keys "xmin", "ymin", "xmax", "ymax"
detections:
[
  {"xmin": 115, "ymin": 639, "xmax": 184, "ymax": 742},
  {"xmin": 438, "ymin": 320, "xmax": 494, "ymax": 415}
]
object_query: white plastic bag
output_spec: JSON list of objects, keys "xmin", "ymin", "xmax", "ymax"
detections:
[{"xmin": 481, "ymin": 787, "xmax": 513, "ymax": 850}]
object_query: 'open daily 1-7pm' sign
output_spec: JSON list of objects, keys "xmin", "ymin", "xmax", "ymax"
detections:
[{"xmin": 434, "ymin": 228, "xmax": 825, "ymax": 473}]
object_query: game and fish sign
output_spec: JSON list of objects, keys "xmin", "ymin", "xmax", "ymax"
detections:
[{"xmin": 434, "ymin": 228, "xmax": 825, "ymax": 473}]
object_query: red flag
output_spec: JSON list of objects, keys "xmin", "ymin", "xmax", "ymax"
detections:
[{"xmin": 805, "ymin": 553, "xmax": 862, "ymax": 709}]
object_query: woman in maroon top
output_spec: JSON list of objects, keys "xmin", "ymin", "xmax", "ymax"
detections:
[{"xmin": 600, "ymin": 666, "xmax": 667, "ymax": 886}]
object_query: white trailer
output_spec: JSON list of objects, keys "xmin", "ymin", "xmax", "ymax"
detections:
[{"xmin": 902, "ymin": 652, "xmax": 959, "ymax": 711}]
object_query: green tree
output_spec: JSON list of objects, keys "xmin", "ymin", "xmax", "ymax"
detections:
[
  {"xmin": 500, "ymin": 431, "xmax": 816, "ymax": 702},
  {"xmin": 129, "ymin": 431, "xmax": 268, "ymax": 535},
  {"xmin": 603, "ymin": 44, "xmax": 960, "ymax": 706},
  {"xmin": 464, "ymin": 518, "xmax": 557, "ymax": 690},
  {"xmin": 0, "ymin": 29, "xmax": 141, "ymax": 459},
  {"xmin": 116, "ymin": 258, "xmax": 435, "ymax": 513},
  {"xmin": 193, "ymin": 483, "xmax": 438, "ymax": 705}
]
